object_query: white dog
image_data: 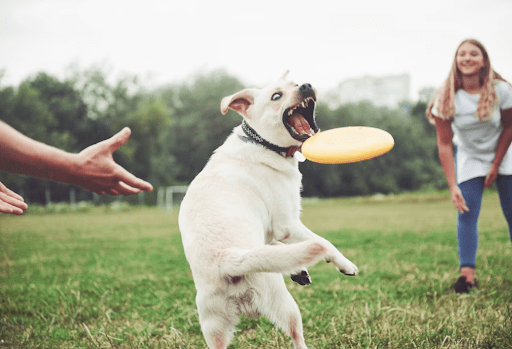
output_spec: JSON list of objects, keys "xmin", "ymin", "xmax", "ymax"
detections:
[{"xmin": 179, "ymin": 73, "xmax": 358, "ymax": 349}]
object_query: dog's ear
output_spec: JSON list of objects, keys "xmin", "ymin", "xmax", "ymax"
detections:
[{"xmin": 220, "ymin": 89, "xmax": 255, "ymax": 118}]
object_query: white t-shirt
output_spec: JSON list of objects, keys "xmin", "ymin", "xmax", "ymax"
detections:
[{"xmin": 433, "ymin": 81, "xmax": 512, "ymax": 184}]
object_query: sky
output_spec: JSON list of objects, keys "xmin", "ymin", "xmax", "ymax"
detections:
[{"xmin": 1, "ymin": 0, "xmax": 512, "ymax": 100}]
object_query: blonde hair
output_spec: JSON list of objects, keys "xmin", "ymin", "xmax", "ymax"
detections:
[{"xmin": 426, "ymin": 39, "xmax": 506, "ymax": 122}]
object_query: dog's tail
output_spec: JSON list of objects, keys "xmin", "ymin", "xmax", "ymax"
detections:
[{"xmin": 218, "ymin": 241, "xmax": 327, "ymax": 278}]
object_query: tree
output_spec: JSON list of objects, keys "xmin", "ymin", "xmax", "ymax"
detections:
[
  {"xmin": 0, "ymin": 69, "xmax": 147, "ymax": 204},
  {"xmin": 123, "ymin": 96, "xmax": 172, "ymax": 183},
  {"xmin": 0, "ymin": 75, "xmax": 80, "ymax": 203},
  {"xmin": 155, "ymin": 70, "xmax": 245, "ymax": 185},
  {"xmin": 1, "ymin": 66, "xmax": 449, "ymax": 204},
  {"xmin": 66, "ymin": 64, "xmax": 148, "ymax": 181},
  {"xmin": 27, "ymin": 72, "xmax": 89, "ymax": 151},
  {"xmin": 300, "ymin": 101, "xmax": 444, "ymax": 197}
]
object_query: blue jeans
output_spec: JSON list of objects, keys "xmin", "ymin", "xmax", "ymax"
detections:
[{"xmin": 457, "ymin": 175, "xmax": 512, "ymax": 269}]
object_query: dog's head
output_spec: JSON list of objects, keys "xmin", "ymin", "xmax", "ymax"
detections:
[{"xmin": 221, "ymin": 72, "xmax": 319, "ymax": 147}]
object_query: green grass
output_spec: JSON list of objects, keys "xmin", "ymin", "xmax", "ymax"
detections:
[{"xmin": 1, "ymin": 192, "xmax": 511, "ymax": 348}]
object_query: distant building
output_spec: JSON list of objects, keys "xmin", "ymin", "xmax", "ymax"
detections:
[{"xmin": 328, "ymin": 74, "xmax": 411, "ymax": 108}]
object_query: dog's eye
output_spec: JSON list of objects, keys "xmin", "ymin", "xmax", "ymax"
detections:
[{"xmin": 271, "ymin": 92, "xmax": 282, "ymax": 101}]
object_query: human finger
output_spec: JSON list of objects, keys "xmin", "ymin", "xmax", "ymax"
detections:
[
  {"xmin": 91, "ymin": 185, "xmax": 133, "ymax": 196},
  {"xmin": 117, "ymin": 181, "xmax": 143, "ymax": 195},
  {"xmin": 108, "ymin": 181, "xmax": 142, "ymax": 196},
  {"xmin": 484, "ymin": 173, "xmax": 496, "ymax": 188},
  {"xmin": 453, "ymin": 201, "xmax": 464, "ymax": 214},
  {"xmin": 106, "ymin": 188, "xmax": 122, "ymax": 196},
  {"xmin": 452, "ymin": 190, "xmax": 469, "ymax": 214},
  {"xmin": 94, "ymin": 181, "xmax": 140, "ymax": 196},
  {"xmin": 457, "ymin": 202, "xmax": 470, "ymax": 214},
  {"xmin": 114, "ymin": 167, "xmax": 153, "ymax": 192},
  {"xmin": 0, "ymin": 200, "xmax": 25, "ymax": 215},
  {"xmin": 457, "ymin": 200, "xmax": 469, "ymax": 214},
  {"xmin": 0, "ymin": 202, "xmax": 15, "ymax": 214},
  {"xmin": 0, "ymin": 182, "xmax": 25, "ymax": 202},
  {"xmin": 0, "ymin": 191, "xmax": 28, "ymax": 211},
  {"xmin": 107, "ymin": 127, "xmax": 131, "ymax": 153},
  {"xmin": 90, "ymin": 187, "xmax": 121, "ymax": 196},
  {"xmin": 455, "ymin": 194, "xmax": 469, "ymax": 213}
]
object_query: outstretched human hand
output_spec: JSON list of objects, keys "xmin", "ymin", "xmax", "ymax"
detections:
[
  {"xmin": 0, "ymin": 122, "xmax": 154, "ymax": 215},
  {"xmin": 72, "ymin": 127, "xmax": 153, "ymax": 195},
  {"xmin": 0, "ymin": 181, "xmax": 28, "ymax": 215}
]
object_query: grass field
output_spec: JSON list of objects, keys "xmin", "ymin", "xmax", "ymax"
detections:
[{"xmin": 1, "ymin": 192, "xmax": 511, "ymax": 349}]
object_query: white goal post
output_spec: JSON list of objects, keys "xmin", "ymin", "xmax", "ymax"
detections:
[{"xmin": 157, "ymin": 186, "xmax": 189, "ymax": 211}]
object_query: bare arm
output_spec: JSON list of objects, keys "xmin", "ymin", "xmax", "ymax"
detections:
[
  {"xmin": 0, "ymin": 120, "xmax": 78, "ymax": 184},
  {"xmin": 0, "ymin": 121, "xmax": 153, "ymax": 214},
  {"xmin": 485, "ymin": 108, "xmax": 512, "ymax": 188},
  {"xmin": 434, "ymin": 117, "xmax": 469, "ymax": 214}
]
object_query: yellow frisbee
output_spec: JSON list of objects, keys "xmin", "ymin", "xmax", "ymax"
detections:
[{"xmin": 301, "ymin": 126, "xmax": 394, "ymax": 164}]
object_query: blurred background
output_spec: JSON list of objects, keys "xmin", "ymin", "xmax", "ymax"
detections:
[{"xmin": 1, "ymin": 0, "xmax": 511, "ymax": 206}]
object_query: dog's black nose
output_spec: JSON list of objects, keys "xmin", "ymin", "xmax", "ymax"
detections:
[
  {"xmin": 299, "ymin": 83, "xmax": 313, "ymax": 92},
  {"xmin": 299, "ymin": 83, "xmax": 315, "ymax": 99}
]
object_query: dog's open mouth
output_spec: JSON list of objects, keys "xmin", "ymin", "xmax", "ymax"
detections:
[{"xmin": 283, "ymin": 97, "xmax": 319, "ymax": 142}]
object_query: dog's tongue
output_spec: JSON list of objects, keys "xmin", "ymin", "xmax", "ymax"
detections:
[{"xmin": 289, "ymin": 113, "xmax": 312, "ymax": 135}]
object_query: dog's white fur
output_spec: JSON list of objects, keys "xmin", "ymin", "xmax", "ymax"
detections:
[{"xmin": 179, "ymin": 76, "xmax": 358, "ymax": 349}]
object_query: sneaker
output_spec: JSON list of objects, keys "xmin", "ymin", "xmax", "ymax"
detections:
[{"xmin": 450, "ymin": 276, "xmax": 478, "ymax": 294}]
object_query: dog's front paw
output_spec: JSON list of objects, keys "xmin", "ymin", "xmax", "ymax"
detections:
[
  {"xmin": 340, "ymin": 268, "xmax": 358, "ymax": 276},
  {"xmin": 334, "ymin": 258, "xmax": 359, "ymax": 276},
  {"xmin": 290, "ymin": 270, "xmax": 311, "ymax": 286}
]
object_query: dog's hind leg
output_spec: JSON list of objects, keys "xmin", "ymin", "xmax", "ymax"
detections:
[
  {"xmin": 257, "ymin": 274, "xmax": 309, "ymax": 349},
  {"xmin": 199, "ymin": 313, "xmax": 236, "ymax": 349},
  {"xmin": 196, "ymin": 292, "xmax": 238, "ymax": 349}
]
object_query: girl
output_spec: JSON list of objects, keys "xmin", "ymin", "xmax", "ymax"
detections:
[{"xmin": 426, "ymin": 39, "xmax": 512, "ymax": 293}]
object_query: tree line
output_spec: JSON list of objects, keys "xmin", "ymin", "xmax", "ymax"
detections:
[{"xmin": 0, "ymin": 67, "xmax": 445, "ymax": 205}]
